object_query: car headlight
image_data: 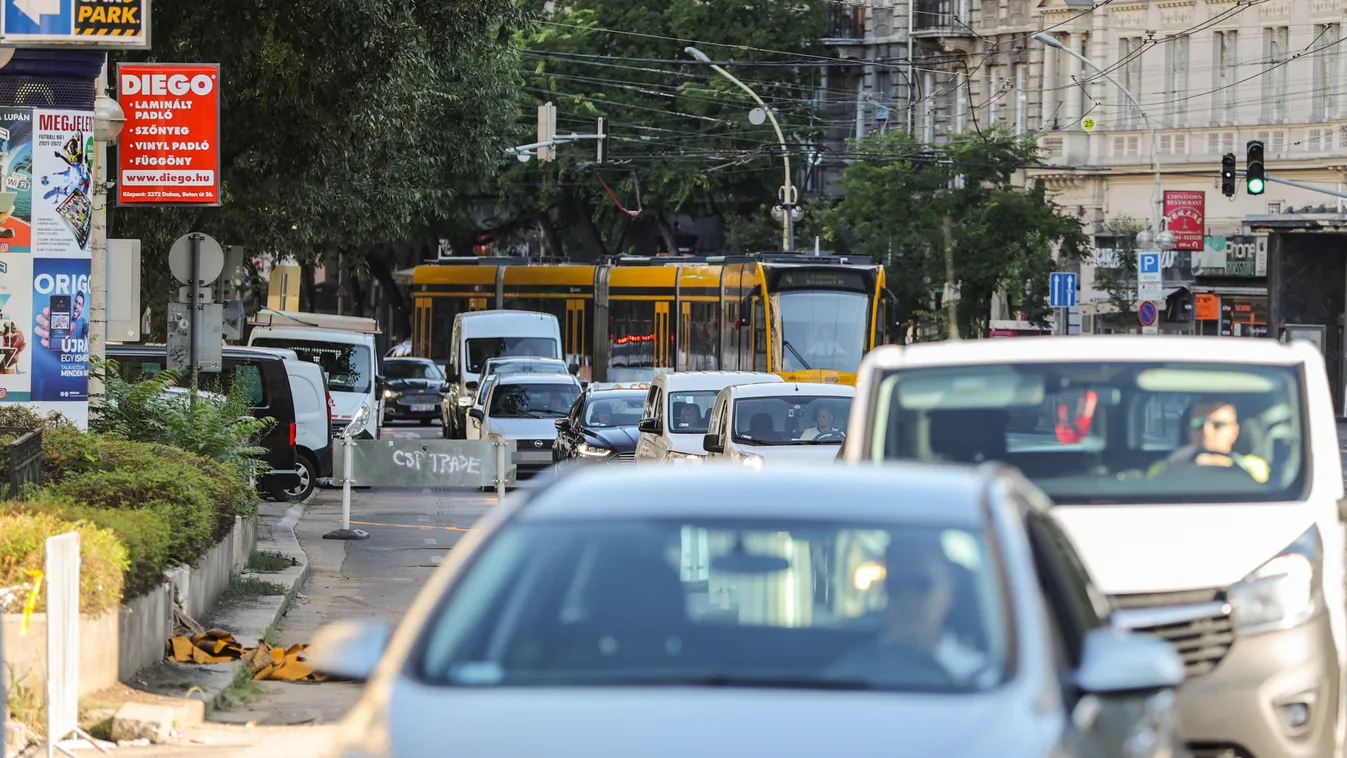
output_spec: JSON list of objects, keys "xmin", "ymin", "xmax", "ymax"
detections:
[
  {"xmin": 576, "ymin": 442, "xmax": 613, "ymax": 459},
  {"xmin": 383, "ymin": 389, "xmax": 400, "ymax": 400},
  {"xmin": 741, "ymin": 453, "xmax": 764, "ymax": 468},
  {"xmin": 1228, "ymin": 525, "xmax": 1323, "ymax": 636}
]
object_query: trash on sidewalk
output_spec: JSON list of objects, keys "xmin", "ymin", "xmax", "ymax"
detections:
[{"xmin": 164, "ymin": 630, "xmax": 326, "ymax": 681}]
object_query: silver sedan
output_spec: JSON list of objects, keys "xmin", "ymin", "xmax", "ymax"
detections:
[{"xmin": 309, "ymin": 462, "xmax": 1186, "ymax": 758}]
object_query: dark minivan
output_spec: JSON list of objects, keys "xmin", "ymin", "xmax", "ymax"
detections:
[{"xmin": 106, "ymin": 345, "xmax": 301, "ymax": 498}]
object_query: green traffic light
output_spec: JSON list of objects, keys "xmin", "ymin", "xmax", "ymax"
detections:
[{"xmin": 1248, "ymin": 177, "xmax": 1265, "ymax": 194}]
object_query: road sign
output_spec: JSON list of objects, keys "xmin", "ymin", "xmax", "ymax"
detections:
[
  {"xmin": 1049, "ymin": 272, "xmax": 1077, "ymax": 308},
  {"xmin": 168, "ymin": 233, "xmax": 224, "ymax": 285},
  {"xmin": 1137, "ymin": 280, "xmax": 1163, "ymax": 301},
  {"xmin": 1, "ymin": 0, "xmax": 150, "ymax": 48},
  {"xmin": 1138, "ymin": 301, "xmax": 1158, "ymax": 327},
  {"xmin": 1138, "ymin": 252, "xmax": 1161, "ymax": 275},
  {"xmin": 1141, "ymin": 325, "xmax": 1159, "ymax": 335},
  {"xmin": 1081, "ymin": 116, "xmax": 1097, "ymax": 132}
]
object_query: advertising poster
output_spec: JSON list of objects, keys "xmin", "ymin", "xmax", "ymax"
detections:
[
  {"xmin": 117, "ymin": 63, "xmax": 222, "ymax": 206},
  {"xmin": 0, "ymin": 255, "xmax": 33, "ymax": 402},
  {"xmin": 30, "ymin": 257, "xmax": 90, "ymax": 403},
  {"xmin": 1163, "ymin": 190, "xmax": 1205, "ymax": 252},
  {"xmin": 0, "ymin": 107, "xmax": 32, "ymax": 253},
  {"xmin": 31, "ymin": 110, "xmax": 94, "ymax": 258}
]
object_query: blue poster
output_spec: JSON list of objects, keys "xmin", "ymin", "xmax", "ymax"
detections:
[{"xmin": 30, "ymin": 256, "xmax": 88, "ymax": 401}]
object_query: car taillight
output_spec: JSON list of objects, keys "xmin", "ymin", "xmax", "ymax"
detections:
[{"xmin": 289, "ymin": 422, "xmax": 297, "ymax": 447}]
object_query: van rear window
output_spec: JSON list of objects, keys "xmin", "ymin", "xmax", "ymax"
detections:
[
  {"xmin": 116, "ymin": 358, "xmax": 267, "ymax": 406},
  {"xmin": 252, "ymin": 339, "xmax": 371, "ymax": 394}
]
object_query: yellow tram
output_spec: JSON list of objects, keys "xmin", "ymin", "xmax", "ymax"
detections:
[{"xmin": 410, "ymin": 253, "xmax": 895, "ymax": 385}]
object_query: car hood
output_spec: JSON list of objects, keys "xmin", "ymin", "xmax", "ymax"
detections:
[
  {"xmin": 386, "ymin": 378, "xmax": 441, "ymax": 392},
  {"xmin": 372, "ymin": 683, "xmax": 1050, "ymax": 758},
  {"xmin": 583, "ymin": 425, "xmax": 639, "ymax": 452},
  {"xmin": 735, "ymin": 442, "xmax": 842, "ymax": 463},
  {"xmin": 1051, "ymin": 502, "xmax": 1316, "ymax": 593},
  {"xmin": 485, "ymin": 417, "xmax": 562, "ymax": 439},
  {"xmin": 669, "ymin": 432, "xmax": 710, "ymax": 456}
]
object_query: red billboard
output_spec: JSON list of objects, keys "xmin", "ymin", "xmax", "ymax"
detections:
[
  {"xmin": 116, "ymin": 63, "xmax": 221, "ymax": 206},
  {"xmin": 1163, "ymin": 190, "xmax": 1204, "ymax": 251}
]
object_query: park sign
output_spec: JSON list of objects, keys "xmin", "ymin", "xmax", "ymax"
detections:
[{"xmin": 1, "ymin": 0, "xmax": 150, "ymax": 48}]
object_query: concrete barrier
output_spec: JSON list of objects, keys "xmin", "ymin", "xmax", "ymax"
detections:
[{"xmin": 2, "ymin": 514, "xmax": 259, "ymax": 696}]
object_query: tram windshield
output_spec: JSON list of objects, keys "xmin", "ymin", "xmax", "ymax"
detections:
[{"xmin": 776, "ymin": 291, "xmax": 869, "ymax": 373}]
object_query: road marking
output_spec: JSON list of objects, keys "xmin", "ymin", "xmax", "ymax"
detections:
[
  {"xmin": 350, "ymin": 520, "xmax": 471, "ymax": 532},
  {"xmin": 424, "ymin": 538, "xmax": 436, "ymax": 545}
]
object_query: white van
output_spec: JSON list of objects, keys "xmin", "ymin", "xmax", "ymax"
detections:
[
  {"xmin": 249, "ymin": 325, "xmax": 381, "ymax": 439},
  {"xmin": 248, "ymin": 346, "xmax": 332, "ymax": 500},
  {"xmin": 443, "ymin": 311, "xmax": 566, "ymax": 439},
  {"xmin": 702, "ymin": 382, "xmax": 855, "ymax": 466},
  {"xmin": 634, "ymin": 371, "xmax": 783, "ymax": 463},
  {"xmin": 843, "ymin": 336, "xmax": 1345, "ymax": 758}
]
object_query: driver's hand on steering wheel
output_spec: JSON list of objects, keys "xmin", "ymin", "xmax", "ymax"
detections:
[{"xmin": 1194, "ymin": 452, "xmax": 1236, "ymax": 467}]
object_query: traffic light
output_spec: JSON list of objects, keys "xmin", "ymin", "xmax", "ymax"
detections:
[
  {"xmin": 1221, "ymin": 153, "xmax": 1236, "ymax": 197},
  {"xmin": 1246, "ymin": 140, "xmax": 1265, "ymax": 195}
]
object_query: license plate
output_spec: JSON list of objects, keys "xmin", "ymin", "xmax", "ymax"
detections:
[{"xmin": 411, "ymin": 404, "xmax": 435, "ymax": 412}]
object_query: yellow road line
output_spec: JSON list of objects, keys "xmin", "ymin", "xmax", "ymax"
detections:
[{"xmin": 350, "ymin": 520, "xmax": 471, "ymax": 532}]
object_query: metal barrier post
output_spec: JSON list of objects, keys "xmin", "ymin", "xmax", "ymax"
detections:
[
  {"xmin": 495, "ymin": 439, "xmax": 506, "ymax": 500},
  {"xmin": 324, "ymin": 436, "xmax": 369, "ymax": 541}
]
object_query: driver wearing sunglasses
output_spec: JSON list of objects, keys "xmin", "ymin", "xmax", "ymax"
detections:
[{"xmin": 1147, "ymin": 398, "xmax": 1270, "ymax": 483}]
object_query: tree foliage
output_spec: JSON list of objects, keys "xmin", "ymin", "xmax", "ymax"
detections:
[
  {"xmin": 1092, "ymin": 216, "xmax": 1143, "ymax": 324},
  {"xmin": 510, "ymin": 0, "xmax": 827, "ymax": 257},
  {"xmin": 826, "ymin": 127, "xmax": 1089, "ymax": 338},
  {"xmin": 110, "ymin": 0, "xmax": 528, "ymax": 324}
]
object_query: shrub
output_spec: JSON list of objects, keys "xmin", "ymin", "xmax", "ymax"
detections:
[
  {"xmin": 40, "ymin": 424, "xmax": 103, "ymax": 486},
  {"xmin": 0, "ymin": 508, "xmax": 128, "ymax": 616},
  {"xmin": 50, "ymin": 465, "xmax": 217, "ymax": 565}
]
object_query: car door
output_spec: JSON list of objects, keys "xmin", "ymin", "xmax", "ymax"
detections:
[
  {"xmin": 1024, "ymin": 503, "xmax": 1163, "ymax": 758},
  {"xmin": 555, "ymin": 391, "xmax": 584, "ymax": 462},
  {"xmin": 706, "ymin": 392, "xmax": 730, "ymax": 459},
  {"xmin": 635, "ymin": 384, "xmax": 662, "ymax": 461}
]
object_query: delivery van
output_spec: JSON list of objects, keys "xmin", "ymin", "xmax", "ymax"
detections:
[
  {"xmin": 249, "ymin": 324, "xmax": 382, "ymax": 439},
  {"xmin": 442, "ymin": 310, "xmax": 566, "ymax": 439}
]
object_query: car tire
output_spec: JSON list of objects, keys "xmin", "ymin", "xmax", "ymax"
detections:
[{"xmin": 283, "ymin": 455, "xmax": 318, "ymax": 502}]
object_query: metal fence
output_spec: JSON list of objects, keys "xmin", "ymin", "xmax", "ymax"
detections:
[{"xmin": 0, "ymin": 428, "xmax": 42, "ymax": 500}]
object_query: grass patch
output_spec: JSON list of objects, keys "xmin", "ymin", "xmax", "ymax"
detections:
[
  {"xmin": 217, "ymin": 665, "xmax": 261, "ymax": 709},
  {"xmin": 5, "ymin": 664, "xmax": 44, "ymax": 738},
  {"xmin": 229, "ymin": 574, "xmax": 287, "ymax": 597},
  {"xmin": 246, "ymin": 550, "xmax": 292, "ymax": 573},
  {"xmin": 262, "ymin": 625, "xmax": 282, "ymax": 647}
]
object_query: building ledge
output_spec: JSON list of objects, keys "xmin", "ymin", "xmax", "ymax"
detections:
[{"xmin": 1246, "ymin": 213, "xmax": 1347, "ymax": 231}]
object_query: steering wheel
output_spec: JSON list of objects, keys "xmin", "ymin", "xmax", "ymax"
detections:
[
  {"xmin": 868, "ymin": 642, "xmax": 956, "ymax": 687},
  {"xmin": 1158, "ymin": 448, "xmax": 1258, "ymax": 482},
  {"xmin": 815, "ymin": 431, "xmax": 846, "ymax": 443}
]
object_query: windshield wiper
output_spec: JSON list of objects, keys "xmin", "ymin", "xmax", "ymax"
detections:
[
  {"xmin": 732, "ymin": 437, "xmax": 791, "ymax": 446},
  {"xmin": 782, "ymin": 340, "xmax": 811, "ymax": 371}
]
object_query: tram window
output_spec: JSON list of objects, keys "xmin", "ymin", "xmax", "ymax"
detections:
[
  {"xmin": 610, "ymin": 300, "xmax": 657, "ymax": 370},
  {"xmin": 430, "ymin": 298, "xmax": 469, "ymax": 360},
  {"xmin": 753, "ymin": 298, "xmax": 767, "ymax": 372}
]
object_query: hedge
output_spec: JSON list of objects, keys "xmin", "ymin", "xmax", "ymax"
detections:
[{"xmin": 0, "ymin": 509, "xmax": 128, "ymax": 616}]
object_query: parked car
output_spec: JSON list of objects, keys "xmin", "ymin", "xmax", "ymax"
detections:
[
  {"xmin": 553, "ymin": 383, "xmax": 647, "ymax": 464},
  {"xmin": 381, "ymin": 357, "xmax": 446, "ymax": 426},
  {"xmin": 471, "ymin": 372, "xmax": 581, "ymax": 479},
  {"xmin": 842, "ymin": 335, "xmax": 1344, "ymax": 758},
  {"xmin": 307, "ymin": 463, "xmax": 1185, "ymax": 758},
  {"xmin": 106, "ymin": 344, "xmax": 301, "ymax": 499},
  {"xmin": 702, "ymin": 382, "xmax": 855, "ymax": 466}
]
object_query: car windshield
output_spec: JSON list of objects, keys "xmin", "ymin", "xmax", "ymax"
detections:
[
  {"xmin": 467, "ymin": 338, "xmax": 560, "ymax": 374},
  {"xmin": 668, "ymin": 390, "xmax": 719, "ymax": 434},
  {"xmin": 489, "ymin": 382, "xmax": 580, "ymax": 419},
  {"xmin": 416, "ymin": 517, "xmax": 1008, "ymax": 693},
  {"xmin": 584, "ymin": 393, "xmax": 644, "ymax": 428},
  {"xmin": 777, "ymin": 292, "xmax": 868, "ymax": 374},
  {"xmin": 872, "ymin": 362, "xmax": 1306, "ymax": 505},
  {"xmin": 733, "ymin": 396, "xmax": 854, "ymax": 445},
  {"xmin": 252, "ymin": 339, "xmax": 371, "ymax": 393},
  {"xmin": 385, "ymin": 360, "xmax": 442, "ymax": 380}
]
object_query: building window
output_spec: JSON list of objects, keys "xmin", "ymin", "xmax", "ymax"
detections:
[
  {"xmin": 1164, "ymin": 35, "xmax": 1189, "ymax": 127},
  {"xmin": 1117, "ymin": 37, "xmax": 1145, "ymax": 128},
  {"xmin": 1313, "ymin": 23, "xmax": 1339, "ymax": 120},
  {"xmin": 1261, "ymin": 26, "xmax": 1289, "ymax": 123},
  {"xmin": 1014, "ymin": 64, "xmax": 1026, "ymax": 135},
  {"xmin": 1212, "ymin": 30, "xmax": 1237, "ymax": 124}
]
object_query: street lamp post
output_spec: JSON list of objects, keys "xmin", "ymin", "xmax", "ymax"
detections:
[
  {"xmin": 685, "ymin": 46, "xmax": 797, "ymax": 251},
  {"xmin": 1034, "ymin": 33, "xmax": 1170, "ymax": 250}
]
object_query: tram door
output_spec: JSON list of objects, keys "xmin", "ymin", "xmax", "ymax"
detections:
[
  {"xmin": 414, "ymin": 298, "xmax": 433, "ymax": 357},
  {"xmin": 566, "ymin": 298, "xmax": 588, "ymax": 381},
  {"xmin": 678, "ymin": 302, "xmax": 692, "ymax": 370},
  {"xmin": 655, "ymin": 301, "xmax": 672, "ymax": 371}
]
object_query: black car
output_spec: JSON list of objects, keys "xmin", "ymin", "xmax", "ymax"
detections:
[
  {"xmin": 381, "ymin": 358, "xmax": 448, "ymax": 425},
  {"xmin": 553, "ymin": 386, "xmax": 646, "ymax": 463},
  {"xmin": 106, "ymin": 345, "xmax": 302, "ymax": 498}
]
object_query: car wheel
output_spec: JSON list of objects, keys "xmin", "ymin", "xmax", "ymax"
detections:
[{"xmin": 283, "ymin": 456, "xmax": 317, "ymax": 502}]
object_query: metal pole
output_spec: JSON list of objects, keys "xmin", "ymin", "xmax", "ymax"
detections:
[
  {"xmin": 88, "ymin": 62, "xmax": 109, "ymax": 419},
  {"xmin": 189, "ymin": 234, "xmax": 200, "ymax": 403},
  {"xmin": 1234, "ymin": 170, "xmax": 1347, "ymax": 200},
  {"xmin": 495, "ymin": 439, "xmax": 506, "ymax": 500},
  {"xmin": 341, "ymin": 437, "xmax": 352, "ymax": 530},
  {"xmin": 907, "ymin": 0, "xmax": 915, "ymax": 136}
]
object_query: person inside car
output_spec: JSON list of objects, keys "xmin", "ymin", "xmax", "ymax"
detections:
[
  {"xmin": 798, "ymin": 404, "xmax": 842, "ymax": 440},
  {"xmin": 1147, "ymin": 397, "xmax": 1270, "ymax": 483}
]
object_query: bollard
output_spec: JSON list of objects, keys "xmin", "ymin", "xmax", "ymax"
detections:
[
  {"xmin": 495, "ymin": 438, "xmax": 507, "ymax": 500},
  {"xmin": 323, "ymin": 437, "xmax": 370, "ymax": 541}
]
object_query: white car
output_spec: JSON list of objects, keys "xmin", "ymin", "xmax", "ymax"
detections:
[
  {"xmin": 702, "ymin": 382, "xmax": 855, "ymax": 466},
  {"xmin": 471, "ymin": 372, "xmax": 582, "ymax": 479},
  {"xmin": 634, "ymin": 371, "xmax": 784, "ymax": 463}
]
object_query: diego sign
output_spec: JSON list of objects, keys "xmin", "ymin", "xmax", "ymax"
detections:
[{"xmin": 115, "ymin": 62, "xmax": 221, "ymax": 207}]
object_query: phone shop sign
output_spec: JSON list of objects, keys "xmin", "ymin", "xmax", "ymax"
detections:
[{"xmin": 116, "ymin": 63, "xmax": 222, "ymax": 207}]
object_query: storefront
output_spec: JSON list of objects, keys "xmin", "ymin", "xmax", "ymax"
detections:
[{"xmin": 1193, "ymin": 234, "xmax": 1269, "ymax": 338}]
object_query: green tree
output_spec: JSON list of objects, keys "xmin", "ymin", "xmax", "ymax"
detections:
[
  {"xmin": 507, "ymin": 0, "xmax": 827, "ymax": 257},
  {"xmin": 109, "ymin": 0, "xmax": 528, "ymax": 333},
  {"xmin": 827, "ymin": 127, "xmax": 1089, "ymax": 339},
  {"xmin": 1091, "ymin": 216, "xmax": 1144, "ymax": 327}
]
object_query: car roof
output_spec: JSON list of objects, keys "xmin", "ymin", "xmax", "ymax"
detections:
[
  {"xmin": 495, "ymin": 373, "xmax": 582, "ymax": 386},
  {"xmin": 863, "ymin": 335, "xmax": 1320, "ymax": 371},
  {"xmin": 585, "ymin": 387, "xmax": 646, "ymax": 397},
  {"xmin": 488, "ymin": 357, "xmax": 566, "ymax": 367},
  {"xmin": 458, "ymin": 310, "xmax": 558, "ymax": 322},
  {"xmin": 386, "ymin": 356, "xmax": 436, "ymax": 364},
  {"xmin": 109, "ymin": 344, "xmax": 287, "ymax": 362},
  {"xmin": 725, "ymin": 381, "xmax": 856, "ymax": 399},
  {"xmin": 519, "ymin": 462, "xmax": 990, "ymax": 525},
  {"xmin": 658, "ymin": 371, "xmax": 786, "ymax": 391}
]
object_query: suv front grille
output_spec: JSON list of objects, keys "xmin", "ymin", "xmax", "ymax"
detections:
[{"xmin": 1109, "ymin": 588, "xmax": 1234, "ymax": 679}]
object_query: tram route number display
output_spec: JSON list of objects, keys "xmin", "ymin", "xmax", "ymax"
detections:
[{"xmin": 773, "ymin": 269, "xmax": 868, "ymax": 291}]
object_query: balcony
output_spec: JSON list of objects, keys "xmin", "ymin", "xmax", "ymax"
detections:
[
  {"xmin": 912, "ymin": 0, "xmax": 974, "ymax": 37},
  {"xmin": 824, "ymin": 3, "xmax": 866, "ymax": 43}
]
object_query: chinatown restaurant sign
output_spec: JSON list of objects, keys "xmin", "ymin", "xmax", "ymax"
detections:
[
  {"xmin": 116, "ymin": 63, "xmax": 221, "ymax": 206},
  {"xmin": 1163, "ymin": 190, "xmax": 1205, "ymax": 251}
]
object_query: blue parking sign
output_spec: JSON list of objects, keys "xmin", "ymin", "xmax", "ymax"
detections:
[
  {"xmin": 3, "ymin": 0, "xmax": 73, "ymax": 36},
  {"xmin": 1138, "ymin": 252, "xmax": 1161, "ymax": 275},
  {"xmin": 1049, "ymin": 272, "xmax": 1077, "ymax": 308}
]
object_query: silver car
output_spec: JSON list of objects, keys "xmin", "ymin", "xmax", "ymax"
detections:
[{"xmin": 309, "ymin": 463, "xmax": 1186, "ymax": 758}]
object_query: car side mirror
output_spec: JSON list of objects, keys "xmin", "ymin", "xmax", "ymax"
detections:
[
  {"xmin": 439, "ymin": 382, "xmax": 453, "ymax": 394},
  {"xmin": 375, "ymin": 374, "xmax": 386, "ymax": 386},
  {"xmin": 446, "ymin": 363, "xmax": 457, "ymax": 378},
  {"xmin": 554, "ymin": 418, "xmax": 569, "ymax": 430},
  {"xmin": 638, "ymin": 417, "xmax": 662, "ymax": 435},
  {"xmin": 465, "ymin": 381, "xmax": 478, "ymax": 393},
  {"xmin": 1075, "ymin": 628, "xmax": 1183, "ymax": 695},
  {"xmin": 568, "ymin": 362, "xmax": 580, "ymax": 375},
  {"xmin": 469, "ymin": 408, "xmax": 484, "ymax": 422},
  {"xmin": 307, "ymin": 619, "xmax": 392, "ymax": 682},
  {"xmin": 702, "ymin": 433, "xmax": 723, "ymax": 453}
]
